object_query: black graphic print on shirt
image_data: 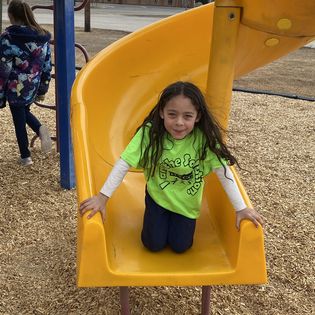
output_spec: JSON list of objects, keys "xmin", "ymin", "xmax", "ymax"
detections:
[{"xmin": 158, "ymin": 153, "xmax": 203, "ymax": 196}]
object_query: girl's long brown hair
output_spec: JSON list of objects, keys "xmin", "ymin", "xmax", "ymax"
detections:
[
  {"xmin": 8, "ymin": 0, "xmax": 49, "ymax": 35},
  {"xmin": 138, "ymin": 81, "xmax": 238, "ymax": 178}
]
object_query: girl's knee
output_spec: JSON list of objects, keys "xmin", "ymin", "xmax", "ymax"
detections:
[
  {"xmin": 169, "ymin": 241, "xmax": 192, "ymax": 254},
  {"xmin": 142, "ymin": 239, "xmax": 166, "ymax": 252},
  {"xmin": 142, "ymin": 237, "xmax": 192, "ymax": 253},
  {"xmin": 141, "ymin": 231, "xmax": 166, "ymax": 252}
]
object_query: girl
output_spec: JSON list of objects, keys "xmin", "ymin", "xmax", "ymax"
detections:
[
  {"xmin": 80, "ymin": 81, "xmax": 263, "ymax": 253},
  {"xmin": 0, "ymin": 0, "xmax": 52, "ymax": 166}
]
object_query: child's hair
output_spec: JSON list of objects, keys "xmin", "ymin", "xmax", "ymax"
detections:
[
  {"xmin": 8, "ymin": 0, "xmax": 49, "ymax": 35},
  {"xmin": 138, "ymin": 81, "xmax": 238, "ymax": 178}
]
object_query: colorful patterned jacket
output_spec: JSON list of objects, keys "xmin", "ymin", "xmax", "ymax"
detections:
[{"xmin": 0, "ymin": 25, "xmax": 52, "ymax": 108}]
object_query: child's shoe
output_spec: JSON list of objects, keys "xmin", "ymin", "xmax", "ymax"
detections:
[
  {"xmin": 39, "ymin": 125, "xmax": 52, "ymax": 153},
  {"xmin": 20, "ymin": 157, "xmax": 33, "ymax": 166}
]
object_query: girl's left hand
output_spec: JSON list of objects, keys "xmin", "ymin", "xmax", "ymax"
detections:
[{"xmin": 236, "ymin": 207, "xmax": 264, "ymax": 230}]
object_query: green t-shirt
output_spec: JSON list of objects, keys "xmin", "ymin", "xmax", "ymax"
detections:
[{"xmin": 121, "ymin": 125, "xmax": 227, "ymax": 219}]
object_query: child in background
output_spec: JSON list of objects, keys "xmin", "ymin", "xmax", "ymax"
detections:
[
  {"xmin": 0, "ymin": 0, "xmax": 52, "ymax": 166},
  {"xmin": 80, "ymin": 81, "xmax": 263, "ymax": 253}
]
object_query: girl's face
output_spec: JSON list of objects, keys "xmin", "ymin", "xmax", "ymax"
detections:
[{"xmin": 160, "ymin": 94, "xmax": 200, "ymax": 140}]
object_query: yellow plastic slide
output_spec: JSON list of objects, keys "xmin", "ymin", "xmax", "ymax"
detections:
[{"xmin": 71, "ymin": 0, "xmax": 315, "ymax": 287}]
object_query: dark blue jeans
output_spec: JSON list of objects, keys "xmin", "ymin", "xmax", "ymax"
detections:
[
  {"xmin": 9, "ymin": 105, "xmax": 41, "ymax": 159},
  {"xmin": 141, "ymin": 191, "xmax": 196, "ymax": 253}
]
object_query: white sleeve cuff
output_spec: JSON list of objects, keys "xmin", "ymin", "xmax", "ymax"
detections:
[
  {"xmin": 100, "ymin": 158, "xmax": 130, "ymax": 198},
  {"xmin": 213, "ymin": 166, "xmax": 247, "ymax": 212}
]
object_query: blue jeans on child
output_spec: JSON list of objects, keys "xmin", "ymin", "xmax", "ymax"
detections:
[
  {"xmin": 9, "ymin": 105, "xmax": 41, "ymax": 159},
  {"xmin": 141, "ymin": 191, "xmax": 196, "ymax": 253}
]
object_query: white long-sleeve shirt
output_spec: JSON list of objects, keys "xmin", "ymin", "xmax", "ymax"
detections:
[{"xmin": 100, "ymin": 158, "xmax": 247, "ymax": 212}]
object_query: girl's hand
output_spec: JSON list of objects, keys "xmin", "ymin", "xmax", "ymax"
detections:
[
  {"xmin": 236, "ymin": 207, "xmax": 264, "ymax": 231},
  {"xmin": 79, "ymin": 193, "xmax": 109, "ymax": 222}
]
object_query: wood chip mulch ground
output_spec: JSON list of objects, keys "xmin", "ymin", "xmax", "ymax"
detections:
[{"xmin": 0, "ymin": 28, "xmax": 314, "ymax": 314}]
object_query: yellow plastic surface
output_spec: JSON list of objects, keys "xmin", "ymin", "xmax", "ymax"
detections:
[{"xmin": 71, "ymin": 1, "xmax": 315, "ymax": 287}]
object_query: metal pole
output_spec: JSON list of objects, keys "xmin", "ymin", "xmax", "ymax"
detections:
[
  {"xmin": 53, "ymin": 0, "xmax": 76, "ymax": 189},
  {"xmin": 201, "ymin": 286, "xmax": 211, "ymax": 315},
  {"xmin": 84, "ymin": 0, "xmax": 91, "ymax": 32},
  {"xmin": 120, "ymin": 287, "xmax": 130, "ymax": 315}
]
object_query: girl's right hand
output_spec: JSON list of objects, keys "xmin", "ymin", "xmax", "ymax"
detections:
[{"xmin": 79, "ymin": 193, "xmax": 109, "ymax": 222}]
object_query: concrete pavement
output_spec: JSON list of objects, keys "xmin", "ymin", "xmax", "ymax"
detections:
[{"xmin": 1, "ymin": 2, "xmax": 186, "ymax": 32}]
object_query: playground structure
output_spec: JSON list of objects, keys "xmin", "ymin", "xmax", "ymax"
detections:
[
  {"xmin": 72, "ymin": 0, "xmax": 315, "ymax": 314},
  {"xmin": 71, "ymin": 0, "xmax": 315, "ymax": 313}
]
